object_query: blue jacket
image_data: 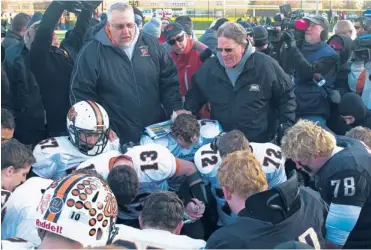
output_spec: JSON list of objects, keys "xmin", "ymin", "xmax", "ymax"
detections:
[
  {"xmin": 290, "ymin": 42, "xmax": 339, "ymax": 118},
  {"xmin": 199, "ymin": 28, "xmax": 217, "ymax": 52}
]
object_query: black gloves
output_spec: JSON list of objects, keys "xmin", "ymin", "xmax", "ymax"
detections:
[
  {"xmin": 281, "ymin": 31, "xmax": 296, "ymax": 49},
  {"xmin": 273, "ymin": 123, "xmax": 291, "ymax": 146},
  {"xmin": 81, "ymin": 1, "xmax": 103, "ymax": 11}
]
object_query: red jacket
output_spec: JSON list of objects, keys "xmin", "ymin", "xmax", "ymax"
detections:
[
  {"xmin": 170, "ymin": 39, "xmax": 206, "ymax": 97},
  {"xmin": 170, "ymin": 39, "xmax": 210, "ymax": 118},
  {"xmin": 158, "ymin": 33, "xmax": 166, "ymax": 44}
]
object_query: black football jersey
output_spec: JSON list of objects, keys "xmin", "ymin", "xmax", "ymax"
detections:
[
  {"xmin": 314, "ymin": 136, "xmax": 371, "ymax": 248},
  {"xmin": 206, "ymin": 186, "xmax": 326, "ymax": 249}
]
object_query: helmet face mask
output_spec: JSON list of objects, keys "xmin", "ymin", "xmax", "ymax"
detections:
[{"xmin": 67, "ymin": 101, "xmax": 110, "ymax": 156}]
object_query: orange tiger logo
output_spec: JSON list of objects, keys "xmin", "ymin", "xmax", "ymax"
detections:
[
  {"xmin": 67, "ymin": 107, "xmax": 77, "ymax": 121},
  {"xmin": 104, "ymin": 193, "xmax": 118, "ymax": 218}
]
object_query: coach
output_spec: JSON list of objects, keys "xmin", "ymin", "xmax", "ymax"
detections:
[
  {"xmin": 184, "ymin": 22, "xmax": 296, "ymax": 143},
  {"xmin": 70, "ymin": 2, "xmax": 184, "ymax": 143}
]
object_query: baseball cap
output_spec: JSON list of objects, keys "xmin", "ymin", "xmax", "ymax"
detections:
[
  {"xmin": 304, "ymin": 15, "xmax": 329, "ymax": 30},
  {"xmin": 163, "ymin": 22, "xmax": 185, "ymax": 41},
  {"xmin": 253, "ymin": 26, "xmax": 269, "ymax": 47}
]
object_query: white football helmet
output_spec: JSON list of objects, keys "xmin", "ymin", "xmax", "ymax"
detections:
[
  {"xmin": 67, "ymin": 101, "xmax": 110, "ymax": 156},
  {"xmin": 35, "ymin": 174, "xmax": 118, "ymax": 247}
]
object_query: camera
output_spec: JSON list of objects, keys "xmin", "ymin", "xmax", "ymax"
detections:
[{"xmin": 352, "ymin": 35, "xmax": 371, "ymax": 61}]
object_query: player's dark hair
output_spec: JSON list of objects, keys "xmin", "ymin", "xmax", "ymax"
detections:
[
  {"xmin": 11, "ymin": 13, "xmax": 30, "ymax": 32},
  {"xmin": 73, "ymin": 168, "xmax": 105, "ymax": 182},
  {"xmin": 1, "ymin": 108, "xmax": 15, "ymax": 129},
  {"xmin": 171, "ymin": 114, "xmax": 200, "ymax": 144},
  {"xmin": 141, "ymin": 191, "xmax": 184, "ymax": 232},
  {"xmin": 1, "ymin": 139, "xmax": 35, "ymax": 170},
  {"xmin": 107, "ymin": 165, "xmax": 139, "ymax": 207},
  {"xmin": 217, "ymin": 130, "xmax": 250, "ymax": 157}
]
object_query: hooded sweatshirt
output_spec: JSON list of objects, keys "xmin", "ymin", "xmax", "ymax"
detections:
[
  {"xmin": 339, "ymin": 92, "xmax": 371, "ymax": 129},
  {"xmin": 216, "ymin": 43, "xmax": 255, "ymax": 86},
  {"xmin": 327, "ymin": 34, "xmax": 353, "ymax": 96}
]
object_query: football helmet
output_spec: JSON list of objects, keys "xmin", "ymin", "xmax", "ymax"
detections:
[
  {"xmin": 67, "ymin": 101, "xmax": 110, "ymax": 156},
  {"xmin": 35, "ymin": 174, "xmax": 118, "ymax": 247}
]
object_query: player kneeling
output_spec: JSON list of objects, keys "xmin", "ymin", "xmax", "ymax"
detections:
[
  {"xmin": 141, "ymin": 114, "xmax": 222, "ymax": 161},
  {"xmin": 32, "ymin": 101, "xmax": 119, "ymax": 179},
  {"xmin": 77, "ymin": 143, "xmax": 207, "ymax": 226},
  {"xmin": 112, "ymin": 191, "xmax": 206, "ymax": 249},
  {"xmin": 2, "ymin": 173, "xmax": 118, "ymax": 249}
]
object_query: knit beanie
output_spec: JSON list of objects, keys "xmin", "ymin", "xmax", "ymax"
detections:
[
  {"xmin": 143, "ymin": 17, "xmax": 161, "ymax": 38},
  {"xmin": 339, "ymin": 92, "xmax": 367, "ymax": 123}
]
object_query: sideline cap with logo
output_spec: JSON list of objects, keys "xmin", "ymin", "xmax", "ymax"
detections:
[
  {"xmin": 164, "ymin": 22, "xmax": 185, "ymax": 41},
  {"xmin": 35, "ymin": 174, "xmax": 118, "ymax": 247}
]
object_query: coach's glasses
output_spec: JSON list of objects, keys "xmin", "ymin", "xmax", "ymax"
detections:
[
  {"xmin": 216, "ymin": 45, "xmax": 239, "ymax": 53},
  {"xmin": 167, "ymin": 33, "xmax": 185, "ymax": 46}
]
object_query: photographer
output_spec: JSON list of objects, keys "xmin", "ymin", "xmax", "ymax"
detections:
[
  {"xmin": 282, "ymin": 16, "xmax": 339, "ymax": 126},
  {"xmin": 348, "ymin": 35, "xmax": 371, "ymax": 109}
]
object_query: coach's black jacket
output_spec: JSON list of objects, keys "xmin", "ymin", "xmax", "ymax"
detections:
[
  {"xmin": 184, "ymin": 51, "xmax": 296, "ymax": 143},
  {"xmin": 70, "ymin": 27, "xmax": 182, "ymax": 143},
  {"xmin": 29, "ymin": 2, "xmax": 91, "ymax": 136}
]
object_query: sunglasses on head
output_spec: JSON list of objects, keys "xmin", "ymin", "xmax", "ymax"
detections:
[{"xmin": 167, "ymin": 33, "xmax": 185, "ymax": 45}]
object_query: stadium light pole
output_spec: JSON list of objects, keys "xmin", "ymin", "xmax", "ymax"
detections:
[{"xmin": 316, "ymin": 0, "xmax": 319, "ymax": 15}]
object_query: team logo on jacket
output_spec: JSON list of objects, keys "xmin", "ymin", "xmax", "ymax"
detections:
[
  {"xmin": 139, "ymin": 46, "xmax": 150, "ymax": 57},
  {"xmin": 249, "ymin": 84, "xmax": 260, "ymax": 92}
]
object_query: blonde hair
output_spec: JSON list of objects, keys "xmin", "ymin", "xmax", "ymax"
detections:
[
  {"xmin": 24, "ymin": 20, "xmax": 40, "ymax": 50},
  {"xmin": 218, "ymin": 150, "xmax": 267, "ymax": 199},
  {"xmin": 346, "ymin": 126, "xmax": 371, "ymax": 149},
  {"xmin": 281, "ymin": 120, "xmax": 336, "ymax": 163}
]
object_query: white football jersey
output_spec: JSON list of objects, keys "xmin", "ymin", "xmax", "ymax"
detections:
[
  {"xmin": 1, "ymin": 177, "xmax": 53, "ymax": 245},
  {"xmin": 250, "ymin": 142, "xmax": 287, "ymax": 188},
  {"xmin": 77, "ymin": 143, "xmax": 179, "ymax": 219},
  {"xmin": 1, "ymin": 238, "xmax": 36, "ymax": 250},
  {"xmin": 113, "ymin": 224, "xmax": 206, "ymax": 249},
  {"xmin": 32, "ymin": 136, "xmax": 120, "ymax": 179}
]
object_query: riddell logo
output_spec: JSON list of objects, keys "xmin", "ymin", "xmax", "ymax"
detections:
[{"xmin": 36, "ymin": 219, "xmax": 63, "ymax": 234}]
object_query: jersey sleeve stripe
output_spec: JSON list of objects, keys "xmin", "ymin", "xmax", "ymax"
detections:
[
  {"xmin": 174, "ymin": 158, "xmax": 181, "ymax": 176},
  {"xmin": 325, "ymin": 203, "xmax": 362, "ymax": 246}
]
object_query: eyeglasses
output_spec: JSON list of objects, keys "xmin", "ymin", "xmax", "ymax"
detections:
[
  {"xmin": 167, "ymin": 33, "xmax": 185, "ymax": 46},
  {"xmin": 216, "ymin": 45, "xmax": 239, "ymax": 53},
  {"xmin": 111, "ymin": 23, "xmax": 135, "ymax": 30}
]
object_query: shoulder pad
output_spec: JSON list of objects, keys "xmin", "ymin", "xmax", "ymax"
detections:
[
  {"xmin": 198, "ymin": 120, "xmax": 223, "ymax": 139},
  {"xmin": 194, "ymin": 143, "xmax": 222, "ymax": 175}
]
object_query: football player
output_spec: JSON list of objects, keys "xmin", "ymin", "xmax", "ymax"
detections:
[
  {"xmin": 1, "ymin": 168, "xmax": 103, "ymax": 245},
  {"xmin": 281, "ymin": 120, "xmax": 371, "ymax": 248},
  {"xmin": 194, "ymin": 130, "xmax": 287, "ymax": 226},
  {"xmin": 1, "ymin": 173, "xmax": 119, "ymax": 249},
  {"xmin": 112, "ymin": 191, "xmax": 206, "ymax": 249},
  {"xmin": 140, "ymin": 114, "xmax": 223, "ymax": 161},
  {"xmin": 32, "ymin": 101, "xmax": 120, "ymax": 179},
  {"xmin": 1, "ymin": 139, "xmax": 35, "ymax": 213},
  {"xmin": 205, "ymin": 151, "xmax": 326, "ymax": 249},
  {"xmin": 77, "ymin": 143, "xmax": 207, "ymax": 226},
  {"xmin": 345, "ymin": 126, "xmax": 371, "ymax": 148}
]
